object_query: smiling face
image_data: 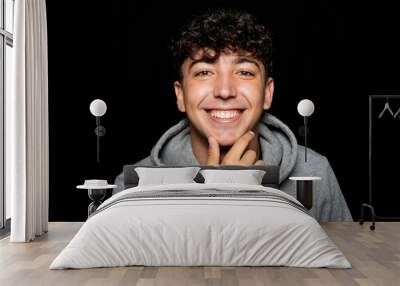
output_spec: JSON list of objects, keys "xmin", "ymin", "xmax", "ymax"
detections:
[{"xmin": 174, "ymin": 48, "xmax": 274, "ymax": 147}]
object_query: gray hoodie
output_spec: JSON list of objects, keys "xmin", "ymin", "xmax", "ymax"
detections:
[{"xmin": 114, "ymin": 112, "xmax": 353, "ymax": 222}]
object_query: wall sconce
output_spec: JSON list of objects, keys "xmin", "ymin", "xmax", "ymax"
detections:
[
  {"xmin": 297, "ymin": 99, "xmax": 315, "ymax": 162},
  {"xmin": 89, "ymin": 99, "xmax": 107, "ymax": 163}
]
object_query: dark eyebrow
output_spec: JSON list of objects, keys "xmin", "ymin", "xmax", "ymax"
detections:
[
  {"xmin": 188, "ymin": 58, "xmax": 215, "ymax": 71},
  {"xmin": 188, "ymin": 57, "xmax": 262, "ymax": 72},
  {"xmin": 233, "ymin": 58, "xmax": 261, "ymax": 71}
]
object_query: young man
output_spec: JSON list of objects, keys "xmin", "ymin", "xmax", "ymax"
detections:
[{"xmin": 114, "ymin": 9, "xmax": 352, "ymax": 222}]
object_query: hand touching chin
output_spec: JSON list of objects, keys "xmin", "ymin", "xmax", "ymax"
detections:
[{"xmin": 207, "ymin": 131, "xmax": 265, "ymax": 166}]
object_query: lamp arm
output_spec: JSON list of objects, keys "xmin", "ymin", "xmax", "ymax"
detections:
[
  {"xmin": 96, "ymin": 117, "xmax": 100, "ymax": 163},
  {"xmin": 304, "ymin": 116, "xmax": 308, "ymax": 162}
]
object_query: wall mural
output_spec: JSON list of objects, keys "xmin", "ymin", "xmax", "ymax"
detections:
[{"xmin": 47, "ymin": 1, "xmax": 394, "ymax": 222}]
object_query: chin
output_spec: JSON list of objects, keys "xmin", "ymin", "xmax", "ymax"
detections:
[
  {"xmin": 201, "ymin": 125, "xmax": 248, "ymax": 147},
  {"xmin": 213, "ymin": 134, "xmax": 240, "ymax": 147}
]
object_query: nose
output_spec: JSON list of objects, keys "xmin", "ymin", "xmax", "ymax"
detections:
[{"xmin": 213, "ymin": 73, "xmax": 237, "ymax": 99}]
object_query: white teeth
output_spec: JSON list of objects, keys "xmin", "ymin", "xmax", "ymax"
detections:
[{"xmin": 209, "ymin": 110, "xmax": 241, "ymax": 119}]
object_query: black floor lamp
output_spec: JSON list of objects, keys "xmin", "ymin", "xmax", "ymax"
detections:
[
  {"xmin": 297, "ymin": 99, "xmax": 315, "ymax": 162},
  {"xmin": 89, "ymin": 99, "xmax": 107, "ymax": 163}
]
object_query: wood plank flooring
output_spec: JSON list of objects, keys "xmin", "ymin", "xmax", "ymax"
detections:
[{"xmin": 0, "ymin": 222, "xmax": 399, "ymax": 286}]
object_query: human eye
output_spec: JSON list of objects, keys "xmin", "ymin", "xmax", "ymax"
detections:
[
  {"xmin": 238, "ymin": 70, "xmax": 256, "ymax": 77},
  {"xmin": 194, "ymin": 70, "xmax": 213, "ymax": 77}
]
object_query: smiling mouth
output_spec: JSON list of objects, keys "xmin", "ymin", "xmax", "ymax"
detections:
[{"xmin": 205, "ymin": 109, "xmax": 244, "ymax": 123}]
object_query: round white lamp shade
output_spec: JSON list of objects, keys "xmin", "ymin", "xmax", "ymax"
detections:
[
  {"xmin": 297, "ymin": 99, "xmax": 315, "ymax": 117},
  {"xmin": 90, "ymin": 99, "xmax": 107, "ymax": 117}
]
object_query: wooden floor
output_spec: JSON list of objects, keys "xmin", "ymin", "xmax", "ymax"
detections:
[{"xmin": 0, "ymin": 222, "xmax": 399, "ymax": 286}]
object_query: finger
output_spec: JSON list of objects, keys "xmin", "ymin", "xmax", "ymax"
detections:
[
  {"xmin": 247, "ymin": 133, "xmax": 259, "ymax": 153},
  {"xmin": 255, "ymin": 160, "xmax": 265, "ymax": 166},
  {"xmin": 223, "ymin": 131, "xmax": 255, "ymax": 164},
  {"xmin": 207, "ymin": 136, "xmax": 220, "ymax": 166},
  {"xmin": 240, "ymin": 149, "xmax": 257, "ymax": 165}
]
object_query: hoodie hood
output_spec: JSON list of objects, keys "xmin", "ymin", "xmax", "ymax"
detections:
[{"xmin": 150, "ymin": 112, "xmax": 298, "ymax": 183}]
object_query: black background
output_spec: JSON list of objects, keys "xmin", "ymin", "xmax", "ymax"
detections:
[{"xmin": 46, "ymin": 1, "xmax": 400, "ymax": 221}]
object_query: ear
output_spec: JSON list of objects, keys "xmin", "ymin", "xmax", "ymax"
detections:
[
  {"xmin": 263, "ymin": 77, "xmax": 274, "ymax": 110},
  {"xmin": 174, "ymin": 80, "xmax": 186, "ymax": 112}
]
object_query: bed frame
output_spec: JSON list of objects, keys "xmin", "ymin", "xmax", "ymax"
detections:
[{"xmin": 123, "ymin": 165, "xmax": 280, "ymax": 189}]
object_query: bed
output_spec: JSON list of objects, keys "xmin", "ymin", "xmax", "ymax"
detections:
[{"xmin": 49, "ymin": 165, "xmax": 350, "ymax": 269}]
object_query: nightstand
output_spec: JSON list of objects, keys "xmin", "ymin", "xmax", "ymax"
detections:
[
  {"xmin": 77, "ymin": 180, "xmax": 117, "ymax": 217},
  {"xmin": 289, "ymin": 177, "xmax": 321, "ymax": 210}
]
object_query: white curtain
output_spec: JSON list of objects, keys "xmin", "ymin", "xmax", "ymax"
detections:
[{"xmin": 6, "ymin": 0, "xmax": 49, "ymax": 242}]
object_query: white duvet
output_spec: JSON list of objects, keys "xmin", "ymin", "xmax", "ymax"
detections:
[{"xmin": 50, "ymin": 183, "xmax": 351, "ymax": 269}]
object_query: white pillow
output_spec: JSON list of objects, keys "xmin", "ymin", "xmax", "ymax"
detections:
[
  {"xmin": 200, "ymin": 169, "xmax": 266, "ymax": 185},
  {"xmin": 135, "ymin": 167, "xmax": 201, "ymax": 186}
]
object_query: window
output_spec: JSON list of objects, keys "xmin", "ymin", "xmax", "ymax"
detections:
[{"xmin": 1, "ymin": 0, "xmax": 14, "ymax": 230}]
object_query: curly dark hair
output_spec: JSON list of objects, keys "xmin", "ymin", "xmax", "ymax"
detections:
[{"xmin": 170, "ymin": 8, "xmax": 273, "ymax": 81}]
